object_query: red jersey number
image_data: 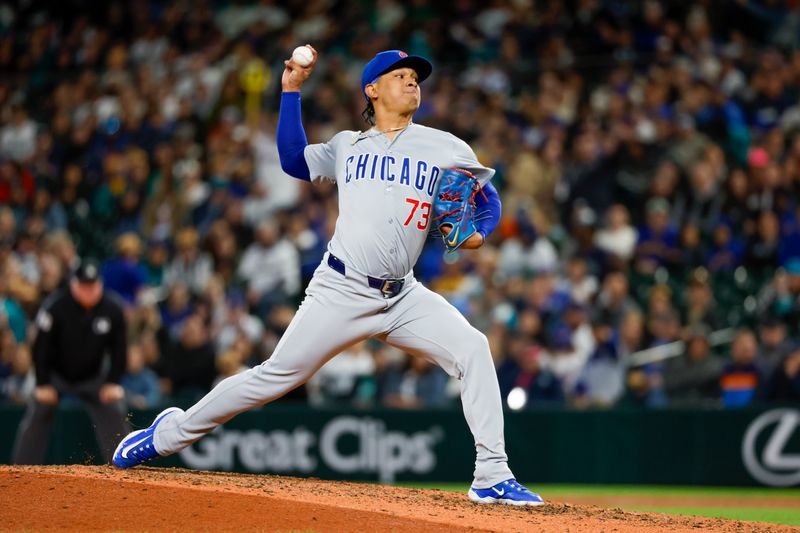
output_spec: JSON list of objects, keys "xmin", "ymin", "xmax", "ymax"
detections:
[{"xmin": 404, "ymin": 198, "xmax": 431, "ymax": 230}]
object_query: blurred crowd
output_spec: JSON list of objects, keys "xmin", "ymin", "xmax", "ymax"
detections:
[{"xmin": 1, "ymin": 0, "xmax": 800, "ymax": 412}]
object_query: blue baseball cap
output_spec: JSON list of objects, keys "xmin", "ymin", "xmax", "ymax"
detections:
[{"xmin": 361, "ymin": 50, "xmax": 433, "ymax": 101}]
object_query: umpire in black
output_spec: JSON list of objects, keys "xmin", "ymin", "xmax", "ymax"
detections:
[{"xmin": 12, "ymin": 259, "xmax": 131, "ymax": 463}]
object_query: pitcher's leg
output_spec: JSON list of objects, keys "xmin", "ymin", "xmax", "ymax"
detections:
[
  {"xmin": 383, "ymin": 285, "xmax": 513, "ymax": 488},
  {"xmin": 155, "ymin": 286, "xmax": 378, "ymax": 455}
]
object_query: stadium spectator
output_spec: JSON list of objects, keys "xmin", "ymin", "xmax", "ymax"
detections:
[
  {"xmin": 120, "ymin": 343, "xmax": 161, "ymax": 409},
  {"xmin": 593, "ymin": 270, "xmax": 640, "ymax": 329},
  {"xmin": 14, "ymin": 229, "xmax": 41, "ymax": 286},
  {"xmin": 380, "ymin": 355, "xmax": 449, "ymax": 409},
  {"xmin": 237, "ymin": 218, "xmax": 301, "ymax": 316},
  {"xmin": 682, "ymin": 270, "xmax": 722, "ymax": 331},
  {"xmin": 744, "ymin": 210, "xmax": 782, "ymax": 275},
  {"xmin": 719, "ymin": 169, "xmax": 751, "ymax": 235},
  {"xmin": 685, "ymin": 160, "xmax": 724, "ymax": 238},
  {"xmin": 0, "ymin": 104, "xmax": 37, "ymax": 163},
  {"xmin": 497, "ymin": 344, "xmax": 564, "ymax": 409},
  {"xmin": 213, "ymin": 291, "xmax": 264, "ymax": 355},
  {"xmin": 705, "ymin": 221, "xmax": 744, "ymax": 273},
  {"xmin": 496, "ymin": 218, "xmax": 559, "ymax": 279},
  {"xmin": 212, "ymin": 347, "xmax": 249, "ymax": 389},
  {"xmin": 757, "ymin": 316, "xmax": 794, "ymax": 378},
  {"xmin": 564, "ymin": 202, "xmax": 607, "ymax": 276},
  {"xmin": 573, "ymin": 318, "xmax": 625, "ymax": 408},
  {"xmin": 663, "ymin": 325, "xmax": 723, "ymax": 406},
  {"xmin": 102, "ymin": 233, "xmax": 148, "ymax": 305},
  {"xmin": 0, "ymin": 324, "xmax": 16, "ymax": 382},
  {"xmin": 159, "ymin": 313, "xmax": 217, "ymax": 400},
  {"xmin": 41, "ymin": 230, "xmax": 79, "ymax": 277},
  {"xmin": 141, "ymin": 238, "xmax": 170, "ymax": 287},
  {"xmin": 765, "ymin": 346, "xmax": 800, "ymax": 402},
  {"xmin": 593, "ymin": 204, "xmax": 638, "ymax": 265},
  {"xmin": 164, "ymin": 228, "xmax": 213, "ymax": 296},
  {"xmin": 617, "ymin": 310, "xmax": 646, "ymax": 361},
  {"xmin": 541, "ymin": 301, "xmax": 596, "ymax": 395},
  {"xmin": 0, "ymin": 273, "xmax": 27, "ymax": 343},
  {"xmin": 1, "ymin": 344, "xmax": 35, "ymax": 405},
  {"xmin": 159, "ymin": 282, "xmax": 194, "ymax": 339},
  {"xmin": 757, "ymin": 259, "xmax": 800, "ymax": 334},
  {"xmin": 645, "ymin": 161, "xmax": 683, "ymax": 225},
  {"xmin": 37, "ymin": 252, "xmax": 65, "ymax": 297},
  {"xmin": 307, "ymin": 341, "xmax": 376, "ymax": 406},
  {"xmin": 720, "ymin": 329, "xmax": 764, "ymax": 408},
  {"xmin": 562, "ymin": 131, "xmax": 615, "ymax": 217},
  {"xmin": 678, "ymin": 223, "xmax": 706, "ymax": 272},
  {"xmin": 560, "ymin": 256, "xmax": 598, "ymax": 306},
  {"xmin": 634, "ymin": 198, "xmax": 681, "ymax": 274}
]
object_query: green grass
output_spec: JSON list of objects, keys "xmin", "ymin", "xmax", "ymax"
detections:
[
  {"xmin": 408, "ymin": 483, "xmax": 800, "ymax": 498},
  {"xmin": 627, "ymin": 506, "xmax": 800, "ymax": 526},
  {"xmin": 403, "ymin": 483, "xmax": 800, "ymax": 526}
]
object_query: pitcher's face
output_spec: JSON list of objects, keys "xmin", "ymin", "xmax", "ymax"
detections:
[{"xmin": 368, "ymin": 67, "xmax": 421, "ymax": 117}]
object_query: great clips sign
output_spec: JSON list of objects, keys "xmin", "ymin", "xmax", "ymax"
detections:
[{"xmin": 179, "ymin": 416, "xmax": 444, "ymax": 483}]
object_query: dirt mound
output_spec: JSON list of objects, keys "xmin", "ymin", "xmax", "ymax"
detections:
[{"xmin": 0, "ymin": 465, "xmax": 791, "ymax": 532}]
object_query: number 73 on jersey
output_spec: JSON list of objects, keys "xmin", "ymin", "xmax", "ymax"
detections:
[{"xmin": 404, "ymin": 197, "xmax": 431, "ymax": 230}]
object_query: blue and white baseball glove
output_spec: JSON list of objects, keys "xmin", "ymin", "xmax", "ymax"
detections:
[{"xmin": 433, "ymin": 168, "xmax": 485, "ymax": 252}]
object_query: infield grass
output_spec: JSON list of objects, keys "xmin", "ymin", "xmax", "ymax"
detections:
[{"xmin": 406, "ymin": 483, "xmax": 800, "ymax": 527}]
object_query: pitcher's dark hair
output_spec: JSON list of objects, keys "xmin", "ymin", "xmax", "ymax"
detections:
[{"xmin": 362, "ymin": 100, "xmax": 375, "ymax": 125}]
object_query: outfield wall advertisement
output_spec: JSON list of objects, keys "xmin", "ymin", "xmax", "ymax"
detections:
[
  {"xmin": 178, "ymin": 416, "xmax": 444, "ymax": 483},
  {"xmin": 1, "ymin": 405, "xmax": 798, "ymax": 486}
]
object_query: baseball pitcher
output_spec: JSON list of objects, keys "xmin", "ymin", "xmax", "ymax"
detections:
[{"xmin": 112, "ymin": 46, "xmax": 544, "ymax": 506}]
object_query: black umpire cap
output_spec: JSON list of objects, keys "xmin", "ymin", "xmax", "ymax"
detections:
[{"xmin": 72, "ymin": 259, "xmax": 102, "ymax": 283}]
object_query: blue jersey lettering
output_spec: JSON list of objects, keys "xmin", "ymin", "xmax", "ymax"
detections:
[
  {"xmin": 427, "ymin": 166, "xmax": 440, "ymax": 196},
  {"xmin": 415, "ymin": 161, "xmax": 427, "ymax": 191},
  {"xmin": 355, "ymin": 154, "xmax": 369, "ymax": 180},
  {"xmin": 345, "ymin": 155, "xmax": 354, "ymax": 183},
  {"xmin": 343, "ymin": 152, "xmax": 442, "ymax": 195},
  {"xmin": 383, "ymin": 155, "xmax": 395, "ymax": 181},
  {"xmin": 399, "ymin": 158, "xmax": 410, "ymax": 186},
  {"xmin": 369, "ymin": 154, "xmax": 379, "ymax": 179}
]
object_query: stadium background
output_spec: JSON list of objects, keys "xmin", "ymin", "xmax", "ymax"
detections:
[{"xmin": 1, "ymin": 0, "xmax": 799, "ymax": 494}]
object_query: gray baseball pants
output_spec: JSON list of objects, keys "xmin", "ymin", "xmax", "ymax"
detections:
[{"xmin": 154, "ymin": 255, "xmax": 513, "ymax": 488}]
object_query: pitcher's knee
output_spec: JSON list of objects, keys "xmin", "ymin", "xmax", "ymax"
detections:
[
  {"xmin": 459, "ymin": 330, "xmax": 493, "ymax": 367},
  {"xmin": 475, "ymin": 331, "xmax": 490, "ymax": 352},
  {"xmin": 466, "ymin": 329, "xmax": 490, "ymax": 354}
]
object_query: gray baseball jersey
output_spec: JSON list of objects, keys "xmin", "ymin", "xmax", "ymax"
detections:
[
  {"xmin": 152, "ymin": 123, "xmax": 514, "ymax": 489},
  {"xmin": 304, "ymin": 124, "xmax": 494, "ymax": 278}
]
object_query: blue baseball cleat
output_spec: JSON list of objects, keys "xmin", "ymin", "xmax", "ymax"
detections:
[
  {"xmin": 468, "ymin": 479, "xmax": 545, "ymax": 506},
  {"xmin": 112, "ymin": 407, "xmax": 183, "ymax": 469}
]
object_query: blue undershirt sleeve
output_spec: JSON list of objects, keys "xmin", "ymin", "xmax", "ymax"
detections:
[
  {"xmin": 277, "ymin": 92, "xmax": 311, "ymax": 181},
  {"xmin": 475, "ymin": 181, "xmax": 502, "ymax": 240}
]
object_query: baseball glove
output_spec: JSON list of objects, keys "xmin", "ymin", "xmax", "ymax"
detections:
[{"xmin": 432, "ymin": 168, "xmax": 485, "ymax": 252}]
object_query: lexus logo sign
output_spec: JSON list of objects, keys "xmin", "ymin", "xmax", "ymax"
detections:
[{"xmin": 741, "ymin": 409, "xmax": 800, "ymax": 487}]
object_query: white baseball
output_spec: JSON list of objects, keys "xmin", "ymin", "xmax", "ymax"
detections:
[{"xmin": 291, "ymin": 46, "xmax": 313, "ymax": 67}]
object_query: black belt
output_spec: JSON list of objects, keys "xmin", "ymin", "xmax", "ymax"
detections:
[{"xmin": 327, "ymin": 253, "xmax": 405, "ymax": 298}]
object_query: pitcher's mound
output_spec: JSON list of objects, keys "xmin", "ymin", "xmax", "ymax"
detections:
[{"xmin": 0, "ymin": 465, "xmax": 788, "ymax": 532}]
